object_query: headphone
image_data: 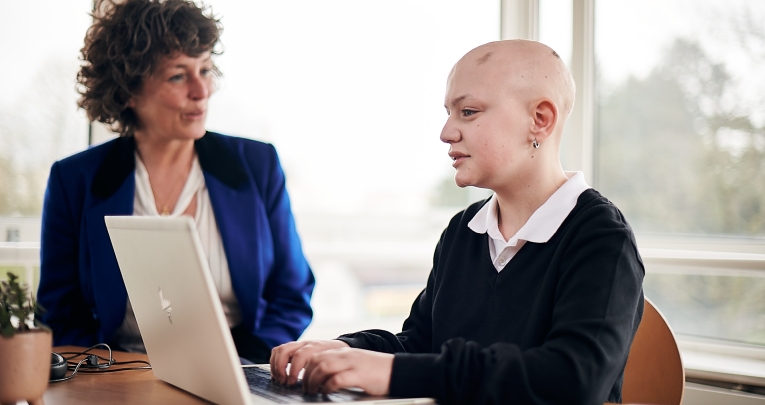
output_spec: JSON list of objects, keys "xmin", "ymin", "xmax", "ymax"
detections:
[{"xmin": 50, "ymin": 353, "xmax": 67, "ymax": 381}]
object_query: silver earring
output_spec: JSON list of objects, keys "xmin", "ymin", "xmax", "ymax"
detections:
[{"xmin": 532, "ymin": 138, "xmax": 540, "ymax": 149}]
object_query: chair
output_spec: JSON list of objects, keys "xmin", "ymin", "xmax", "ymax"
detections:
[{"xmin": 621, "ymin": 297, "xmax": 685, "ymax": 405}]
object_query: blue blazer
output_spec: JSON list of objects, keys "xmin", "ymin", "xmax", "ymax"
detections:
[{"xmin": 38, "ymin": 132, "xmax": 315, "ymax": 349}]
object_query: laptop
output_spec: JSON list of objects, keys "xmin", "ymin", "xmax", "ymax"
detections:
[{"xmin": 105, "ymin": 215, "xmax": 434, "ymax": 405}]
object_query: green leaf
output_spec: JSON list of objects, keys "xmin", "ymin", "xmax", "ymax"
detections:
[
  {"xmin": 0, "ymin": 305, "xmax": 10, "ymax": 326},
  {"xmin": 0, "ymin": 271, "xmax": 48, "ymax": 333},
  {"xmin": 1, "ymin": 324, "xmax": 15, "ymax": 338}
]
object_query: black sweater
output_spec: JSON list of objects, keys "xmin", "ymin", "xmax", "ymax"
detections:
[{"xmin": 338, "ymin": 189, "xmax": 645, "ymax": 404}]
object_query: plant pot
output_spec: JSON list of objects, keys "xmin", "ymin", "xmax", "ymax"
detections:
[{"xmin": 0, "ymin": 330, "xmax": 52, "ymax": 405}]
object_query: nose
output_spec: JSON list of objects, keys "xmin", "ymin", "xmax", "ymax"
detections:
[
  {"xmin": 188, "ymin": 74, "xmax": 210, "ymax": 101},
  {"xmin": 439, "ymin": 116, "xmax": 461, "ymax": 144}
]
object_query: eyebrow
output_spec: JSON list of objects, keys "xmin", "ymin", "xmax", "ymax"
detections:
[
  {"xmin": 168, "ymin": 57, "xmax": 213, "ymax": 69},
  {"xmin": 446, "ymin": 94, "xmax": 471, "ymax": 108}
]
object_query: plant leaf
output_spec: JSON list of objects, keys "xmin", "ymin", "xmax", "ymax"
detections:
[
  {"xmin": 0, "ymin": 271, "xmax": 48, "ymax": 333},
  {"xmin": 1, "ymin": 324, "xmax": 15, "ymax": 338}
]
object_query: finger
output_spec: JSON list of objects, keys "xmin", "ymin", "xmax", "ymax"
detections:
[
  {"xmin": 316, "ymin": 350, "xmax": 393, "ymax": 396},
  {"xmin": 269, "ymin": 346, "xmax": 278, "ymax": 379},
  {"xmin": 270, "ymin": 343, "xmax": 289, "ymax": 383},
  {"xmin": 303, "ymin": 352, "xmax": 352, "ymax": 394},
  {"xmin": 272, "ymin": 342, "xmax": 304, "ymax": 384},
  {"xmin": 287, "ymin": 345, "xmax": 317, "ymax": 385}
]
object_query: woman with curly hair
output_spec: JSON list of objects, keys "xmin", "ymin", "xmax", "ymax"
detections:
[{"xmin": 37, "ymin": 0, "xmax": 314, "ymax": 363}]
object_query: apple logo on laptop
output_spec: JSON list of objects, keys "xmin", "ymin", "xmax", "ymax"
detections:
[{"xmin": 158, "ymin": 288, "xmax": 173, "ymax": 324}]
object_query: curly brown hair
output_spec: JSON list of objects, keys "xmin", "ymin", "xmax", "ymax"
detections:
[{"xmin": 77, "ymin": 0, "xmax": 222, "ymax": 136}]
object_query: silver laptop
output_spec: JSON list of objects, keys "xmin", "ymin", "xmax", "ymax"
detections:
[{"xmin": 105, "ymin": 215, "xmax": 434, "ymax": 405}]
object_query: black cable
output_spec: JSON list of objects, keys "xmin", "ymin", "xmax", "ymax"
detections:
[
  {"xmin": 59, "ymin": 342, "xmax": 115, "ymax": 368},
  {"xmin": 50, "ymin": 343, "xmax": 152, "ymax": 383},
  {"xmin": 73, "ymin": 366, "xmax": 152, "ymax": 373},
  {"xmin": 76, "ymin": 359, "xmax": 151, "ymax": 371}
]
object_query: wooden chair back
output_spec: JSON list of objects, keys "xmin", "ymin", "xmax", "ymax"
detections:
[{"xmin": 622, "ymin": 297, "xmax": 685, "ymax": 405}]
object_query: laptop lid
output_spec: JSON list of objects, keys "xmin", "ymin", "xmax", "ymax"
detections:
[{"xmin": 105, "ymin": 215, "xmax": 252, "ymax": 405}]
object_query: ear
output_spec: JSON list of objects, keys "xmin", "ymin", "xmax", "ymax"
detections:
[
  {"xmin": 529, "ymin": 99, "xmax": 558, "ymax": 142},
  {"xmin": 127, "ymin": 97, "xmax": 137, "ymax": 109}
]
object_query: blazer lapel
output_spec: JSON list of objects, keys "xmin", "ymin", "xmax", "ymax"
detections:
[{"xmin": 196, "ymin": 133, "xmax": 264, "ymax": 332}]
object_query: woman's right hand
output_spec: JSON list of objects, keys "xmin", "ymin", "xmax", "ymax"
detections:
[{"xmin": 270, "ymin": 340, "xmax": 350, "ymax": 385}]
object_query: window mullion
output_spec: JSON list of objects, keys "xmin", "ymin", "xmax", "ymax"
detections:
[
  {"xmin": 500, "ymin": 0, "xmax": 540, "ymax": 40},
  {"xmin": 563, "ymin": 0, "xmax": 595, "ymax": 184}
]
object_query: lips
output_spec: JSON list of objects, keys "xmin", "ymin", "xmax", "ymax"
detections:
[
  {"xmin": 448, "ymin": 151, "xmax": 469, "ymax": 167},
  {"xmin": 184, "ymin": 109, "xmax": 206, "ymax": 120}
]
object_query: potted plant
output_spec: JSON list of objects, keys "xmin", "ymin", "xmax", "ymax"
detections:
[{"xmin": 0, "ymin": 272, "xmax": 51, "ymax": 405}]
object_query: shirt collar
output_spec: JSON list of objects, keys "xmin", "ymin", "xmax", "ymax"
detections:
[{"xmin": 468, "ymin": 172, "xmax": 590, "ymax": 244}]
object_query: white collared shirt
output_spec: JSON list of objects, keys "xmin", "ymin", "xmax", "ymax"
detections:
[
  {"xmin": 113, "ymin": 153, "xmax": 241, "ymax": 352},
  {"xmin": 467, "ymin": 172, "xmax": 590, "ymax": 272}
]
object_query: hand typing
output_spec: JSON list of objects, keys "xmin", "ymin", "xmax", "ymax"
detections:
[
  {"xmin": 269, "ymin": 340, "xmax": 350, "ymax": 385},
  {"xmin": 302, "ymin": 348, "xmax": 394, "ymax": 396}
]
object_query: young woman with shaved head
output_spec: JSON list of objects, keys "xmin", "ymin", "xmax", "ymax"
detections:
[{"xmin": 270, "ymin": 40, "xmax": 644, "ymax": 405}]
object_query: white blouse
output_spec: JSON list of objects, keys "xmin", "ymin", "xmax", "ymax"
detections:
[{"xmin": 112, "ymin": 153, "xmax": 241, "ymax": 352}]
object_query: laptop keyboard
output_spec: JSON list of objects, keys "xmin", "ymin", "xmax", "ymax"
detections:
[{"xmin": 243, "ymin": 366, "xmax": 363, "ymax": 403}]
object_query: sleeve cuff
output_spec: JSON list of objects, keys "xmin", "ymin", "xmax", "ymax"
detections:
[
  {"xmin": 335, "ymin": 336, "xmax": 363, "ymax": 348},
  {"xmin": 389, "ymin": 353, "xmax": 440, "ymax": 398}
]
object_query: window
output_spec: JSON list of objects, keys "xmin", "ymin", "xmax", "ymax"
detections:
[
  {"xmin": 0, "ymin": 1, "xmax": 91, "ymax": 219},
  {"xmin": 593, "ymin": 0, "xmax": 765, "ymax": 348},
  {"xmin": 0, "ymin": 1, "xmax": 92, "ymax": 288}
]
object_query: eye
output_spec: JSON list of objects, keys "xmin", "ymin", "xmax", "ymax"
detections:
[
  {"xmin": 168, "ymin": 74, "xmax": 184, "ymax": 82},
  {"xmin": 201, "ymin": 67, "xmax": 213, "ymax": 76},
  {"xmin": 461, "ymin": 109, "xmax": 477, "ymax": 117}
]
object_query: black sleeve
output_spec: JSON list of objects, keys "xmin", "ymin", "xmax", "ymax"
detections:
[{"xmin": 388, "ymin": 211, "xmax": 644, "ymax": 404}]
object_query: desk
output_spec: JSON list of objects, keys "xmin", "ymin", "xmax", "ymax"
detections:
[
  {"xmin": 45, "ymin": 346, "xmax": 208, "ymax": 404},
  {"xmin": 45, "ymin": 346, "xmax": 623, "ymax": 405}
]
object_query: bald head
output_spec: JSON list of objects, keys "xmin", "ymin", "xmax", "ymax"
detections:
[
  {"xmin": 451, "ymin": 40, "xmax": 576, "ymax": 121},
  {"xmin": 440, "ymin": 40, "xmax": 574, "ymax": 196}
]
